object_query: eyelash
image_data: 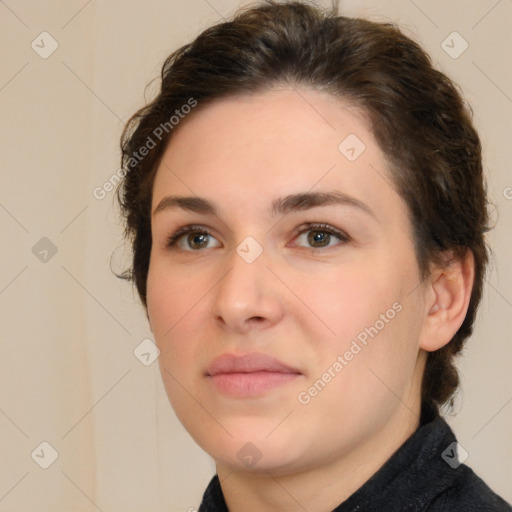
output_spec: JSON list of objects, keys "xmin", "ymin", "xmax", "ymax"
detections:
[{"xmin": 164, "ymin": 223, "xmax": 350, "ymax": 251}]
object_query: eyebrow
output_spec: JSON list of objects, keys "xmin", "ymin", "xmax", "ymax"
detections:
[{"xmin": 152, "ymin": 191, "xmax": 376, "ymax": 220}]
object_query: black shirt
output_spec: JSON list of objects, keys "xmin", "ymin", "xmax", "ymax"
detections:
[{"xmin": 198, "ymin": 406, "xmax": 511, "ymax": 511}]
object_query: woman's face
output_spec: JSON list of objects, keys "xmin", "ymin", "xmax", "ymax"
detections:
[{"xmin": 147, "ymin": 87, "xmax": 431, "ymax": 474}]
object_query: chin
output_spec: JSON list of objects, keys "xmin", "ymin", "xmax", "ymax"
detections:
[{"xmin": 191, "ymin": 421, "xmax": 310, "ymax": 474}]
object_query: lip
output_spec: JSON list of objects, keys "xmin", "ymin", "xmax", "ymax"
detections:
[{"xmin": 206, "ymin": 352, "xmax": 302, "ymax": 397}]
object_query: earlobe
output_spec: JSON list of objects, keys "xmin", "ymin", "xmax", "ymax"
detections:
[{"xmin": 419, "ymin": 249, "xmax": 475, "ymax": 352}]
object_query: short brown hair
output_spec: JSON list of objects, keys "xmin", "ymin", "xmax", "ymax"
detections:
[{"xmin": 117, "ymin": 0, "xmax": 491, "ymax": 414}]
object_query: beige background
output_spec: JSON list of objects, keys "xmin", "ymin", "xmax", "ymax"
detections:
[{"xmin": 0, "ymin": 0, "xmax": 511, "ymax": 510}]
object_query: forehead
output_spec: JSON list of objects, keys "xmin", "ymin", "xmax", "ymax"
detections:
[{"xmin": 151, "ymin": 87, "xmax": 408, "ymax": 225}]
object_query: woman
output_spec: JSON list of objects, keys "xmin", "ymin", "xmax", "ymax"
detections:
[{"xmin": 116, "ymin": 1, "xmax": 511, "ymax": 510}]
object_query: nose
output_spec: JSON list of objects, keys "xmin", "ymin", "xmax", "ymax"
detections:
[{"xmin": 212, "ymin": 249, "xmax": 285, "ymax": 333}]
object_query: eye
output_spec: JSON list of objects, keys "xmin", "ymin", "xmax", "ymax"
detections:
[
  {"xmin": 165, "ymin": 225, "xmax": 221, "ymax": 251},
  {"xmin": 165, "ymin": 222, "xmax": 349, "ymax": 252},
  {"xmin": 293, "ymin": 223, "xmax": 349, "ymax": 249}
]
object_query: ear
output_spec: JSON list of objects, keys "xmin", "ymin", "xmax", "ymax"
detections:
[{"xmin": 419, "ymin": 249, "xmax": 475, "ymax": 352}]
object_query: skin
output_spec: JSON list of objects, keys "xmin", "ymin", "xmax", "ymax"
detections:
[{"xmin": 146, "ymin": 87, "xmax": 474, "ymax": 512}]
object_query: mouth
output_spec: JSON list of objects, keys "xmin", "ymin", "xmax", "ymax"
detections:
[{"xmin": 206, "ymin": 352, "xmax": 303, "ymax": 397}]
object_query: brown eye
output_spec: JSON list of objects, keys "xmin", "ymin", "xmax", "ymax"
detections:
[
  {"xmin": 186, "ymin": 232, "xmax": 211, "ymax": 250},
  {"xmin": 294, "ymin": 223, "xmax": 349, "ymax": 250},
  {"xmin": 166, "ymin": 225, "xmax": 221, "ymax": 251},
  {"xmin": 307, "ymin": 230, "xmax": 332, "ymax": 248}
]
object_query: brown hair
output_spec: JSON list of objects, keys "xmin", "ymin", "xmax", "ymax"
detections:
[{"xmin": 116, "ymin": 0, "xmax": 491, "ymax": 414}]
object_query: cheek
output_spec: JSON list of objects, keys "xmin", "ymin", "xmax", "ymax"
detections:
[
  {"xmin": 300, "ymin": 254, "xmax": 423, "ymax": 383},
  {"xmin": 297, "ymin": 293, "xmax": 422, "ymax": 443},
  {"xmin": 146, "ymin": 261, "xmax": 203, "ymax": 366},
  {"xmin": 148, "ymin": 259, "xmax": 201, "ymax": 330},
  {"xmin": 147, "ymin": 264, "xmax": 209, "ymax": 423},
  {"xmin": 296, "ymin": 261, "xmax": 402, "ymax": 347}
]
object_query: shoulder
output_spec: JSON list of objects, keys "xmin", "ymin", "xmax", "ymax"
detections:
[{"xmin": 426, "ymin": 463, "xmax": 511, "ymax": 512}]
